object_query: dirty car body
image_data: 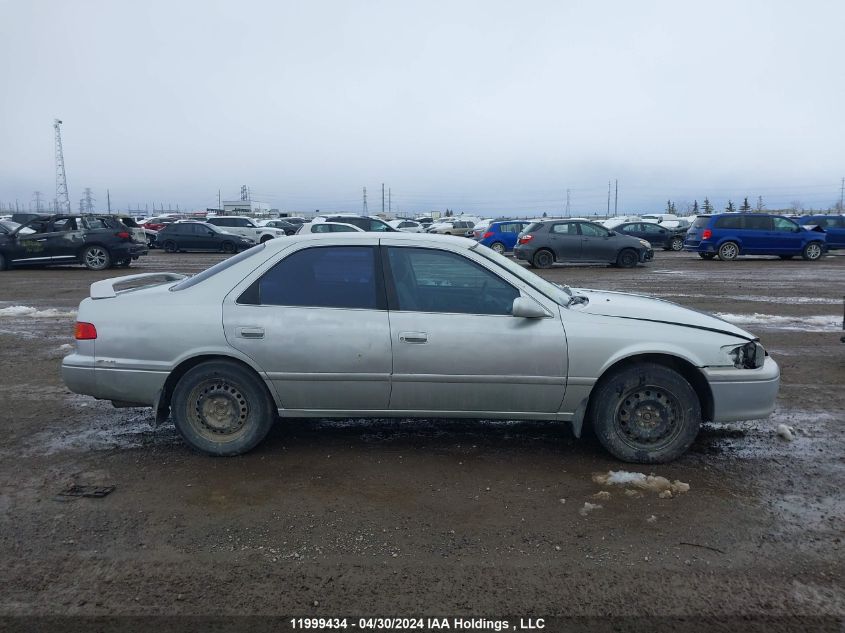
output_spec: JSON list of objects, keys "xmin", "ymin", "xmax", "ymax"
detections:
[{"xmin": 62, "ymin": 233, "xmax": 779, "ymax": 463}]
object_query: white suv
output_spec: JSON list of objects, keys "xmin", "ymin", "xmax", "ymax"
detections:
[{"xmin": 206, "ymin": 216, "xmax": 286, "ymax": 243}]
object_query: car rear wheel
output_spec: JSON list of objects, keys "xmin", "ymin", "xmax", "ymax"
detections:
[
  {"xmin": 802, "ymin": 241, "xmax": 823, "ymax": 261},
  {"xmin": 532, "ymin": 249, "xmax": 555, "ymax": 269},
  {"xmin": 163, "ymin": 240, "xmax": 178, "ymax": 253},
  {"xmin": 82, "ymin": 245, "xmax": 111, "ymax": 271},
  {"xmin": 588, "ymin": 363, "xmax": 701, "ymax": 463},
  {"xmin": 222, "ymin": 241, "xmax": 236, "ymax": 254},
  {"xmin": 670, "ymin": 236, "xmax": 684, "ymax": 251},
  {"xmin": 490, "ymin": 242, "xmax": 506, "ymax": 255},
  {"xmin": 616, "ymin": 248, "xmax": 638, "ymax": 268},
  {"xmin": 171, "ymin": 361, "xmax": 275, "ymax": 456},
  {"xmin": 698, "ymin": 253, "xmax": 715, "ymax": 260},
  {"xmin": 717, "ymin": 241, "xmax": 739, "ymax": 261}
]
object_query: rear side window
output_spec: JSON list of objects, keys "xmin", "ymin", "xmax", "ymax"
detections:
[
  {"xmin": 744, "ymin": 216, "xmax": 772, "ymax": 231},
  {"xmin": 691, "ymin": 216, "xmax": 710, "ymax": 229},
  {"xmin": 714, "ymin": 215, "xmax": 743, "ymax": 229},
  {"xmin": 171, "ymin": 244, "xmax": 266, "ymax": 291},
  {"xmin": 244, "ymin": 246, "xmax": 382, "ymax": 310},
  {"xmin": 524, "ymin": 222, "xmax": 545, "ymax": 233},
  {"xmin": 551, "ymin": 223, "xmax": 578, "ymax": 235}
]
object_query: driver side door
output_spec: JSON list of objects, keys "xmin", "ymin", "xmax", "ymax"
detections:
[{"xmin": 382, "ymin": 243, "xmax": 567, "ymax": 414}]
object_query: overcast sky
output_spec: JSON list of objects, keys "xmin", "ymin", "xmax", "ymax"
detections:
[{"xmin": 1, "ymin": 0, "xmax": 843, "ymax": 216}]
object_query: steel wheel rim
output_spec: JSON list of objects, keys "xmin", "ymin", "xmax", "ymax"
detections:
[
  {"xmin": 806, "ymin": 243, "xmax": 821, "ymax": 259},
  {"xmin": 186, "ymin": 379, "xmax": 250, "ymax": 441},
  {"xmin": 85, "ymin": 248, "xmax": 107, "ymax": 269},
  {"xmin": 613, "ymin": 384, "xmax": 683, "ymax": 450}
]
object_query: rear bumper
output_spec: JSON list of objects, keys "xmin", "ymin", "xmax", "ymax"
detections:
[
  {"xmin": 62, "ymin": 354, "xmax": 166, "ymax": 407},
  {"xmin": 112, "ymin": 243, "xmax": 149, "ymax": 258},
  {"xmin": 683, "ymin": 240, "xmax": 715, "ymax": 253},
  {"xmin": 703, "ymin": 356, "xmax": 780, "ymax": 422}
]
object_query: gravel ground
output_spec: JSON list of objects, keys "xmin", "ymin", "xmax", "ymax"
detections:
[{"xmin": 0, "ymin": 248, "xmax": 843, "ymax": 627}]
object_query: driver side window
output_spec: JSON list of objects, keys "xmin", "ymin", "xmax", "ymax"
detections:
[{"xmin": 387, "ymin": 247, "xmax": 519, "ymax": 315}]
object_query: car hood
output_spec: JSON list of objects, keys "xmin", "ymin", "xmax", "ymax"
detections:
[{"xmin": 569, "ymin": 288, "xmax": 756, "ymax": 341}]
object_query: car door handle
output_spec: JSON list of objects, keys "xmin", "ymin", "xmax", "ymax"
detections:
[
  {"xmin": 399, "ymin": 331, "xmax": 428, "ymax": 344},
  {"xmin": 237, "ymin": 327, "xmax": 265, "ymax": 339},
  {"xmin": 33, "ymin": 238, "xmax": 47, "ymax": 242}
]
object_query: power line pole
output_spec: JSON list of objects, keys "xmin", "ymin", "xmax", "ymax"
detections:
[
  {"xmin": 606, "ymin": 180, "xmax": 611, "ymax": 216},
  {"xmin": 381, "ymin": 183, "xmax": 385, "ymax": 215},
  {"xmin": 614, "ymin": 179, "xmax": 618, "ymax": 216},
  {"xmin": 218, "ymin": 189, "xmax": 221, "ymax": 210},
  {"xmin": 107, "ymin": 189, "xmax": 111, "ymax": 214},
  {"xmin": 362, "ymin": 187, "xmax": 368, "ymax": 214},
  {"xmin": 565, "ymin": 189, "xmax": 571, "ymax": 216},
  {"xmin": 840, "ymin": 177, "xmax": 844, "ymax": 210},
  {"xmin": 53, "ymin": 119, "xmax": 71, "ymax": 213},
  {"xmin": 388, "ymin": 188, "xmax": 392, "ymax": 215}
]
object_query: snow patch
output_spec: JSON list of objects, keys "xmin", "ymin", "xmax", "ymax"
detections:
[
  {"xmin": 714, "ymin": 312, "xmax": 838, "ymax": 331},
  {"xmin": 579, "ymin": 502, "xmax": 602, "ymax": 516},
  {"xmin": 593, "ymin": 471, "xmax": 690, "ymax": 496},
  {"xmin": 776, "ymin": 424, "xmax": 795, "ymax": 441},
  {"xmin": 0, "ymin": 305, "xmax": 77, "ymax": 318}
]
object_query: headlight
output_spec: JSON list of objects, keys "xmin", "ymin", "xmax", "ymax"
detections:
[
  {"xmin": 638, "ymin": 239, "xmax": 650, "ymax": 248},
  {"xmin": 724, "ymin": 341, "xmax": 766, "ymax": 369}
]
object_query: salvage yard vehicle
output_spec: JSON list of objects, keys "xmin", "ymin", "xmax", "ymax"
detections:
[
  {"xmin": 0, "ymin": 214, "xmax": 148, "ymax": 271},
  {"xmin": 614, "ymin": 221, "xmax": 687, "ymax": 251},
  {"xmin": 318, "ymin": 215, "xmax": 397, "ymax": 232},
  {"xmin": 799, "ymin": 215, "xmax": 845, "ymax": 250},
  {"xmin": 513, "ymin": 220, "xmax": 653, "ymax": 268},
  {"xmin": 296, "ymin": 221, "xmax": 364, "ymax": 234},
  {"xmin": 476, "ymin": 220, "xmax": 533, "ymax": 254},
  {"xmin": 205, "ymin": 216, "xmax": 286, "ymax": 243},
  {"xmin": 428, "ymin": 219, "xmax": 476, "ymax": 236},
  {"xmin": 62, "ymin": 233, "xmax": 779, "ymax": 464},
  {"xmin": 156, "ymin": 221, "xmax": 255, "ymax": 253},
  {"xmin": 684, "ymin": 213, "xmax": 827, "ymax": 261}
]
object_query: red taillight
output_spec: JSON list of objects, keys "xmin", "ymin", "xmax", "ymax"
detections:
[
  {"xmin": 75, "ymin": 322, "xmax": 97, "ymax": 340},
  {"xmin": 702, "ymin": 229, "xmax": 712, "ymax": 240},
  {"xmin": 116, "ymin": 231, "xmax": 131, "ymax": 239},
  {"xmin": 518, "ymin": 234, "xmax": 534, "ymax": 244},
  {"xmin": 482, "ymin": 231, "xmax": 494, "ymax": 239}
]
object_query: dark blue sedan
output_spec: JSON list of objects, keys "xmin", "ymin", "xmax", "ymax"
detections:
[{"xmin": 799, "ymin": 215, "xmax": 845, "ymax": 250}]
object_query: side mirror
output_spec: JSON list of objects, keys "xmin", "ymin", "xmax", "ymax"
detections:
[
  {"xmin": 512, "ymin": 296, "xmax": 548, "ymax": 318},
  {"xmin": 607, "ymin": 230, "xmax": 616, "ymax": 236}
]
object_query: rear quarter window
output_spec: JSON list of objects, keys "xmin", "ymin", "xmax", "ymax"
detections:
[
  {"xmin": 524, "ymin": 222, "xmax": 545, "ymax": 233},
  {"xmin": 714, "ymin": 216, "xmax": 743, "ymax": 229}
]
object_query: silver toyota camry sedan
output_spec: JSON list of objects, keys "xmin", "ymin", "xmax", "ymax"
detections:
[{"xmin": 62, "ymin": 233, "xmax": 780, "ymax": 463}]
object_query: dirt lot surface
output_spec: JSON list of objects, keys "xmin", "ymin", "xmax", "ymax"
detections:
[{"xmin": 1, "ymin": 248, "xmax": 843, "ymax": 627}]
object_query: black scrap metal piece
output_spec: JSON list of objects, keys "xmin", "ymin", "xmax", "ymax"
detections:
[{"xmin": 55, "ymin": 484, "xmax": 116, "ymax": 500}]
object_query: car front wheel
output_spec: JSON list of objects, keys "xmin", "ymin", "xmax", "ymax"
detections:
[
  {"xmin": 163, "ymin": 240, "xmax": 178, "ymax": 253},
  {"xmin": 171, "ymin": 361, "xmax": 275, "ymax": 456},
  {"xmin": 616, "ymin": 248, "xmax": 638, "ymax": 268},
  {"xmin": 802, "ymin": 241, "xmax": 823, "ymax": 261},
  {"xmin": 82, "ymin": 245, "xmax": 111, "ymax": 271},
  {"xmin": 588, "ymin": 363, "xmax": 701, "ymax": 463},
  {"xmin": 222, "ymin": 241, "xmax": 236, "ymax": 254}
]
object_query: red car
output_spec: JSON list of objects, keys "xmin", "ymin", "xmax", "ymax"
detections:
[{"xmin": 142, "ymin": 216, "xmax": 178, "ymax": 231}]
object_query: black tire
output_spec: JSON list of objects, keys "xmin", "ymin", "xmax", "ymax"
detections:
[
  {"xmin": 717, "ymin": 241, "xmax": 739, "ymax": 261},
  {"xmin": 171, "ymin": 361, "xmax": 275, "ymax": 456},
  {"xmin": 802, "ymin": 241, "xmax": 823, "ymax": 261},
  {"xmin": 588, "ymin": 363, "xmax": 701, "ymax": 464},
  {"xmin": 222, "ymin": 241, "xmax": 236, "ymax": 254},
  {"xmin": 490, "ymin": 242, "xmax": 506, "ymax": 255},
  {"xmin": 82, "ymin": 245, "xmax": 111, "ymax": 271},
  {"xmin": 532, "ymin": 249, "xmax": 554, "ymax": 269},
  {"xmin": 616, "ymin": 248, "xmax": 638, "ymax": 268},
  {"xmin": 0, "ymin": 253, "xmax": 7, "ymax": 271},
  {"xmin": 698, "ymin": 252, "xmax": 716, "ymax": 260},
  {"xmin": 259, "ymin": 235, "xmax": 273, "ymax": 244},
  {"xmin": 670, "ymin": 236, "xmax": 684, "ymax": 251},
  {"xmin": 778, "ymin": 255, "xmax": 794, "ymax": 260},
  {"xmin": 163, "ymin": 240, "xmax": 178, "ymax": 253}
]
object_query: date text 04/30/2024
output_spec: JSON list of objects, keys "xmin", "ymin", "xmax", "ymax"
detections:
[{"xmin": 289, "ymin": 618, "xmax": 545, "ymax": 630}]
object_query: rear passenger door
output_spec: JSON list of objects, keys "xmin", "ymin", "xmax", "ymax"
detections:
[
  {"xmin": 741, "ymin": 215, "xmax": 772, "ymax": 253},
  {"xmin": 549, "ymin": 222, "xmax": 582, "ymax": 260},
  {"xmin": 224, "ymin": 242, "xmax": 392, "ymax": 411}
]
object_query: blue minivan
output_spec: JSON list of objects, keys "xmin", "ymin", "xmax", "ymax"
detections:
[
  {"xmin": 799, "ymin": 215, "xmax": 845, "ymax": 250},
  {"xmin": 684, "ymin": 213, "xmax": 826, "ymax": 261},
  {"xmin": 477, "ymin": 220, "xmax": 533, "ymax": 254}
]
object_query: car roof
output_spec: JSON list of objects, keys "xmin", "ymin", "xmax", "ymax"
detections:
[{"xmin": 271, "ymin": 231, "xmax": 475, "ymax": 247}]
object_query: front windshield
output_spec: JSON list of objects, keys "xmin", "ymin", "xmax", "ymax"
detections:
[{"xmin": 471, "ymin": 243, "xmax": 571, "ymax": 306}]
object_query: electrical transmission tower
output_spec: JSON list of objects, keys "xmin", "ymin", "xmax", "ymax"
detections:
[
  {"xmin": 362, "ymin": 187, "xmax": 368, "ymax": 213},
  {"xmin": 33, "ymin": 191, "xmax": 44, "ymax": 212},
  {"xmin": 53, "ymin": 119, "xmax": 71, "ymax": 213},
  {"xmin": 82, "ymin": 187, "xmax": 95, "ymax": 213}
]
